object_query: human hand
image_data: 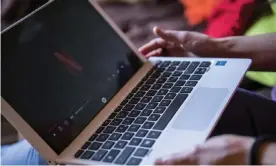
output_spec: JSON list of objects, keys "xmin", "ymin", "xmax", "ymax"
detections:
[
  {"xmin": 139, "ymin": 26, "xmax": 230, "ymax": 58},
  {"xmin": 155, "ymin": 135, "xmax": 255, "ymax": 165}
]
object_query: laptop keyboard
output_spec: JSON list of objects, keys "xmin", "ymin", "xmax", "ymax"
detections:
[{"xmin": 74, "ymin": 60, "xmax": 211, "ymax": 165}]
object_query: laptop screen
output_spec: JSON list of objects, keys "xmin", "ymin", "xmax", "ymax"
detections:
[{"xmin": 2, "ymin": 0, "xmax": 143, "ymax": 154}]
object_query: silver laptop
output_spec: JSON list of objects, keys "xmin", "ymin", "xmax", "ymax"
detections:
[{"xmin": 1, "ymin": 0, "xmax": 251, "ymax": 165}]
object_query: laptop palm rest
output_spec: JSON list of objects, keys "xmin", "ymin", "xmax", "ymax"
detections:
[{"xmin": 172, "ymin": 87, "xmax": 229, "ymax": 131}]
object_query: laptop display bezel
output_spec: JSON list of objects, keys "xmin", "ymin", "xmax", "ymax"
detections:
[{"xmin": 1, "ymin": 0, "xmax": 150, "ymax": 162}]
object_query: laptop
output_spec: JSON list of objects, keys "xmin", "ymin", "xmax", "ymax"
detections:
[{"xmin": 1, "ymin": 0, "xmax": 251, "ymax": 165}]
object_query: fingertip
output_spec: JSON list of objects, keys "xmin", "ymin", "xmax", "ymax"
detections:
[{"xmin": 153, "ymin": 26, "xmax": 164, "ymax": 37}]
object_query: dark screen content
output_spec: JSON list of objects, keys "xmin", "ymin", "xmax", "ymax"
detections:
[{"xmin": 1, "ymin": 0, "xmax": 143, "ymax": 154}]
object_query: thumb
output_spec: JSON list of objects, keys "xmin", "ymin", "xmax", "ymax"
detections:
[{"xmin": 153, "ymin": 26, "xmax": 215, "ymax": 55}]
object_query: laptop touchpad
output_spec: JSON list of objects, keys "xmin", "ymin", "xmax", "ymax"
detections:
[{"xmin": 172, "ymin": 87, "xmax": 229, "ymax": 131}]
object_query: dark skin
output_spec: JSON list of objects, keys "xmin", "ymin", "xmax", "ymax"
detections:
[
  {"xmin": 139, "ymin": 27, "xmax": 276, "ymax": 71},
  {"xmin": 139, "ymin": 27, "xmax": 276, "ymax": 165}
]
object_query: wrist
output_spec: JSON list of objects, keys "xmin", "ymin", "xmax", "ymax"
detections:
[{"xmin": 249, "ymin": 135, "xmax": 276, "ymax": 165}]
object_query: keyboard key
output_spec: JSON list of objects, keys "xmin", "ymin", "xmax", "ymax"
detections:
[
  {"xmin": 146, "ymin": 102, "xmax": 158, "ymax": 109},
  {"xmin": 126, "ymin": 157, "xmax": 142, "ymax": 165},
  {"xmin": 114, "ymin": 141, "xmax": 127, "ymax": 149},
  {"xmin": 141, "ymin": 139, "xmax": 155, "ymax": 148},
  {"xmin": 135, "ymin": 103, "xmax": 146, "ymax": 110},
  {"xmin": 123, "ymin": 104, "xmax": 135, "ymax": 111},
  {"xmin": 128, "ymin": 124, "xmax": 141, "ymax": 132},
  {"xmin": 154, "ymin": 107, "xmax": 166, "ymax": 113},
  {"xmin": 108, "ymin": 113, "xmax": 117, "ymax": 120},
  {"xmin": 89, "ymin": 134, "xmax": 98, "ymax": 141},
  {"xmin": 151, "ymin": 84, "xmax": 162, "ymax": 90},
  {"xmin": 126, "ymin": 93, "xmax": 134, "ymax": 100},
  {"xmin": 142, "ymin": 121, "xmax": 155, "ymax": 129},
  {"xmin": 136, "ymin": 129, "xmax": 149, "ymax": 137},
  {"xmin": 194, "ymin": 67, "xmax": 207, "ymax": 74},
  {"xmin": 162, "ymin": 83, "xmax": 173, "ymax": 89},
  {"xmin": 190, "ymin": 75, "xmax": 202, "ymax": 80},
  {"xmin": 134, "ymin": 91, "xmax": 146, "ymax": 98},
  {"xmin": 110, "ymin": 118, "xmax": 122, "ymax": 126},
  {"xmin": 129, "ymin": 98, "xmax": 140, "ymax": 105},
  {"xmin": 75, "ymin": 150, "xmax": 84, "ymax": 158},
  {"xmin": 128, "ymin": 110, "xmax": 141, "ymax": 117},
  {"xmin": 152, "ymin": 96, "xmax": 163, "ymax": 102},
  {"xmin": 200, "ymin": 61, "xmax": 211, "ymax": 67},
  {"xmin": 114, "ymin": 106, "xmax": 122, "ymax": 113},
  {"xmin": 116, "ymin": 125, "xmax": 129, "ymax": 133},
  {"xmin": 160, "ymin": 61, "xmax": 171, "ymax": 67},
  {"xmin": 115, "ymin": 147, "xmax": 135, "ymax": 164},
  {"xmin": 129, "ymin": 138, "xmax": 142, "ymax": 146},
  {"xmin": 81, "ymin": 142, "xmax": 91, "ymax": 149},
  {"xmin": 180, "ymin": 87, "xmax": 193, "ymax": 93},
  {"xmin": 180, "ymin": 74, "xmax": 190, "ymax": 80},
  {"xmin": 154, "ymin": 94, "xmax": 188, "ymax": 130},
  {"xmin": 96, "ymin": 127, "xmax": 105, "ymax": 134},
  {"xmin": 177, "ymin": 61, "xmax": 190, "ymax": 71},
  {"xmin": 170, "ymin": 86, "xmax": 181, "ymax": 93},
  {"xmin": 121, "ymin": 132, "xmax": 134, "ymax": 140},
  {"xmin": 140, "ymin": 85, "xmax": 151, "ymax": 91},
  {"xmin": 171, "ymin": 61, "xmax": 181, "ymax": 66},
  {"xmin": 165, "ymin": 93, "xmax": 176, "ymax": 100},
  {"xmin": 122, "ymin": 118, "xmax": 135, "ymax": 125},
  {"xmin": 175, "ymin": 80, "xmax": 186, "ymax": 86},
  {"xmin": 132, "ymin": 87, "xmax": 139, "ymax": 93},
  {"xmin": 156, "ymin": 67, "xmax": 166, "ymax": 72},
  {"xmin": 148, "ymin": 114, "xmax": 160, "ymax": 121},
  {"xmin": 146, "ymin": 90, "xmax": 157, "ymax": 97},
  {"xmin": 159, "ymin": 100, "xmax": 171, "ymax": 106},
  {"xmin": 172, "ymin": 71, "xmax": 182, "ymax": 76},
  {"xmin": 120, "ymin": 99, "xmax": 129, "ymax": 106},
  {"xmin": 140, "ymin": 97, "xmax": 152, "ymax": 103},
  {"xmin": 102, "ymin": 119, "xmax": 111, "ymax": 126},
  {"xmin": 157, "ymin": 77, "xmax": 167, "ymax": 83},
  {"xmin": 167, "ymin": 66, "xmax": 176, "ymax": 72},
  {"xmin": 184, "ymin": 62, "xmax": 200, "ymax": 74},
  {"xmin": 157, "ymin": 89, "xmax": 168, "ymax": 95},
  {"xmin": 80, "ymin": 150, "xmax": 95, "ymax": 159},
  {"xmin": 151, "ymin": 72, "xmax": 162, "ymax": 78},
  {"xmin": 91, "ymin": 149, "xmax": 108, "ymax": 161},
  {"xmin": 134, "ymin": 117, "xmax": 147, "ymax": 124},
  {"xmin": 161, "ymin": 72, "xmax": 172, "ymax": 78},
  {"xmin": 103, "ymin": 126, "xmax": 116, "ymax": 134},
  {"xmin": 147, "ymin": 131, "xmax": 161, "ymax": 139},
  {"xmin": 167, "ymin": 77, "xmax": 178, "ymax": 83},
  {"xmin": 88, "ymin": 142, "xmax": 102, "ymax": 150},
  {"xmin": 96, "ymin": 134, "xmax": 109, "ymax": 142},
  {"xmin": 186, "ymin": 81, "xmax": 198, "ymax": 87},
  {"xmin": 117, "ymin": 112, "xmax": 128, "ymax": 118},
  {"xmin": 134, "ymin": 148, "xmax": 149, "ymax": 157},
  {"xmin": 145, "ymin": 79, "xmax": 156, "ymax": 84},
  {"xmin": 109, "ymin": 133, "xmax": 122, "ymax": 141},
  {"xmin": 140, "ymin": 109, "xmax": 152, "ymax": 116},
  {"xmin": 103, "ymin": 149, "xmax": 120, "ymax": 163},
  {"xmin": 102, "ymin": 141, "xmax": 115, "ymax": 149}
]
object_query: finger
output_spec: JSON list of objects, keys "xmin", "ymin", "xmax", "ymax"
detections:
[
  {"xmin": 138, "ymin": 38, "xmax": 166, "ymax": 55},
  {"xmin": 154, "ymin": 26, "xmax": 212, "ymax": 54},
  {"xmin": 145, "ymin": 48, "xmax": 163, "ymax": 58},
  {"xmin": 153, "ymin": 26, "xmax": 187, "ymax": 46}
]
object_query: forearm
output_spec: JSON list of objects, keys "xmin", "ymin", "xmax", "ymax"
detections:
[
  {"xmin": 214, "ymin": 33, "xmax": 276, "ymax": 71},
  {"xmin": 259, "ymin": 143, "xmax": 276, "ymax": 165}
]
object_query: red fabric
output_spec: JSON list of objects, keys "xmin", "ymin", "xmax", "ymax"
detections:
[{"xmin": 204, "ymin": 0, "xmax": 256, "ymax": 37}]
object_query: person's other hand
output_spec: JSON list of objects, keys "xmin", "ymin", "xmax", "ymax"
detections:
[
  {"xmin": 155, "ymin": 135, "xmax": 255, "ymax": 165},
  {"xmin": 139, "ymin": 27, "xmax": 230, "ymax": 58}
]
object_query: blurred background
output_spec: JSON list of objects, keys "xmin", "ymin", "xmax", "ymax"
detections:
[{"xmin": 1, "ymin": 0, "xmax": 276, "ymax": 145}]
